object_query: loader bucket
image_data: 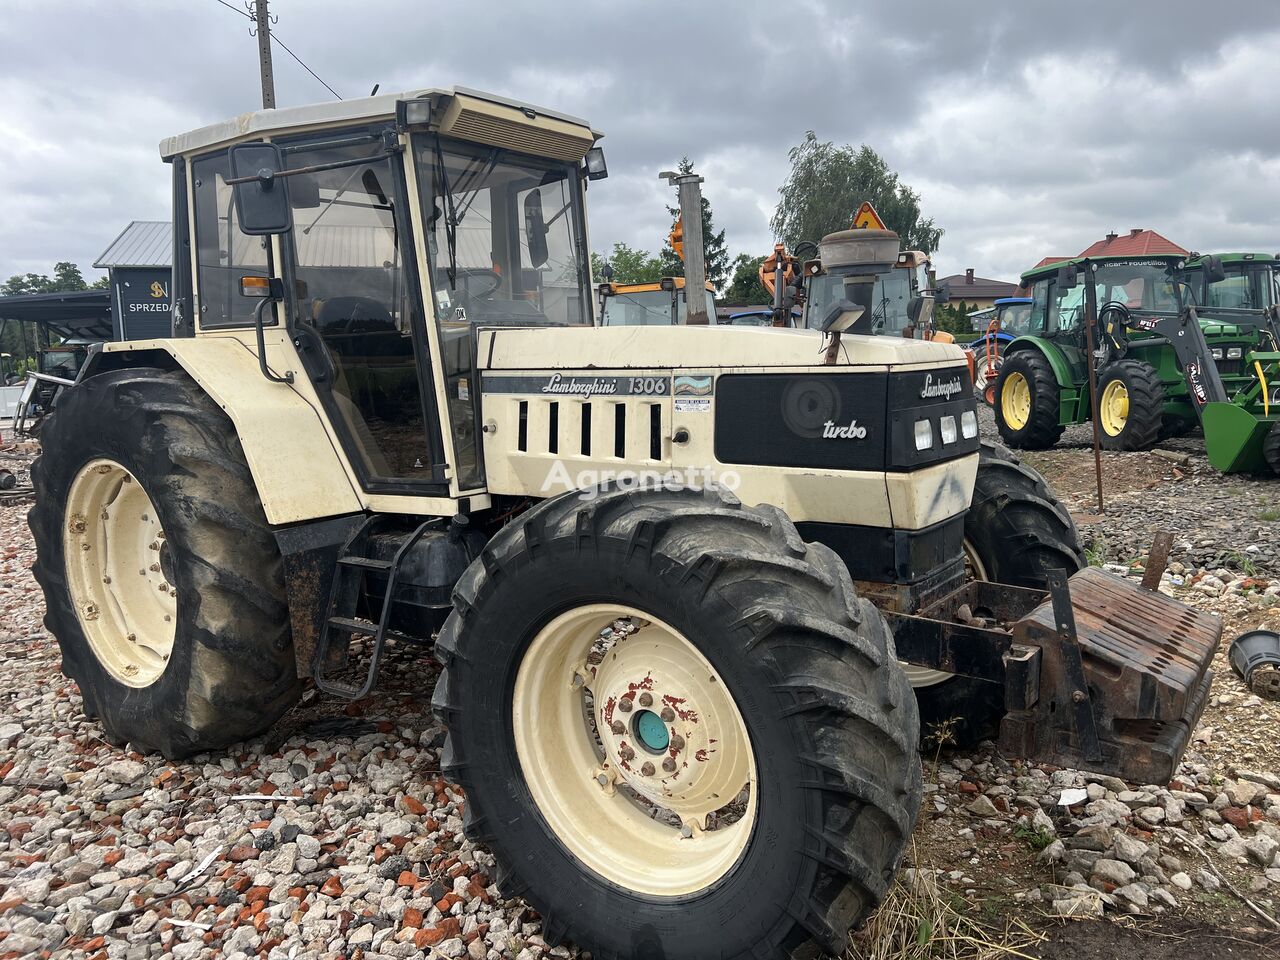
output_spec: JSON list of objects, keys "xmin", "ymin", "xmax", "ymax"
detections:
[
  {"xmin": 1201, "ymin": 401, "xmax": 1273, "ymax": 473},
  {"xmin": 999, "ymin": 567, "xmax": 1220, "ymax": 785}
]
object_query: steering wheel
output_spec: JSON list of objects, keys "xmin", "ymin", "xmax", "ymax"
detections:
[{"xmin": 453, "ymin": 269, "xmax": 503, "ymax": 301}]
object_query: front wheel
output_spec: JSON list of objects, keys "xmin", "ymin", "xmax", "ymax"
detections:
[
  {"xmin": 1263, "ymin": 421, "xmax": 1280, "ymax": 476},
  {"xmin": 1097, "ymin": 359, "xmax": 1164, "ymax": 451},
  {"xmin": 433, "ymin": 485, "xmax": 922, "ymax": 960}
]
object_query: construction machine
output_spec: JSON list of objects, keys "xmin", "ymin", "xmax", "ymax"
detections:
[
  {"xmin": 31, "ymin": 88, "xmax": 1221, "ymax": 960},
  {"xmin": 596, "ymin": 275, "xmax": 717, "ymax": 326},
  {"xmin": 993, "ymin": 252, "xmax": 1280, "ymax": 471}
]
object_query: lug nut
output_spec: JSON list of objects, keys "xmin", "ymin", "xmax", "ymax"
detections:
[
  {"xmin": 610, "ymin": 721, "xmax": 624, "ymax": 735},
  {"xmin": 150, "ymin": 563, "xmax": 161, "ymax": 572},
  {"xmin": 618, "ymin": 698, "xmax": 633, "ymax": 713},
  {"xmin": 638, "ymin": 692, "xmax": 653, "ymax": 707},
  {"xmin": 662, "ymin": 757, "xmax": 677, "ymax": 773},
  {"xmin": 127, "ymin": 634, "xmax": 136, "ymax": 644},
  {"xmin": 670, "ymin": 734, "xmax": 685, "ymax": 752},
  {"xmin": 619, "ymin": 745, "xmax": 635, "ymax": 761},
  {"xmin": 640, "ymin": 762, "xmax": 654, "ymax": 777},
  {"xmin": 149, "ymin": 541, "xmax": 160, "ymax": 551},
  {"xmin": 660, "ymin": 707, "xmax": 675, "ymax": 722}
]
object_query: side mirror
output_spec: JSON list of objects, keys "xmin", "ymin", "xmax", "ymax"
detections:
[
  {"xmin": 523, "ymin": 190, "xmax": 549, "ymax": 269},
  {"xmin": 1202, "ymin": 254, "xmax": 1227, "ymax": 285},
  {"xmin": 228, "ymin": 143, "xmax": 294, "ymax": 235},
  {"xmin": 1056, "ymin": 263, "xmax": 1078, "ymax": 289},
  {"xmin": 934, "ymin": 286, "xmax": 950, "ymax": 305}
]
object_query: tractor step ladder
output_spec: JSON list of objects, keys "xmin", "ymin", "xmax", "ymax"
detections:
[{"xmin": 313, "ymin": 517, "xmax": 435, "ymax": 700}]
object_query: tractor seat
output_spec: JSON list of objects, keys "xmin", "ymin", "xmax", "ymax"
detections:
[{"xmin": 313, "ymin": 297, "xmax": 410, "ymax": 357}]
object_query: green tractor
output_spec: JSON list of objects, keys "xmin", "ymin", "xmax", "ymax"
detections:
[{"xmin": 993, "ymin": 252, "xmax": 1280, "ymax": 472}]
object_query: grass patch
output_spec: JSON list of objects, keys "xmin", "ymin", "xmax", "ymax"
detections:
[
  {"xmin": 1084, "ymin": 535, "xmax": 1107, "ymax": 567},
  {"xmin": 846, "ymin": 860, "xmax": 1045, "ymax": 960},
  {"xmin": 1013, "ymin": 823, "xmax": 1055, "ymax": 852},
  {"xmin": 1226, "ymin": 549, "xmax": 1259, "ymax": 577},
  {"xmin": 1260, "ymin": 507, "xmax": 1280, "ymax": 522}
]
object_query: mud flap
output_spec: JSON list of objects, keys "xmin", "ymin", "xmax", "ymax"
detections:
[{"xmin": 999, "ymin": 566, "xmax": 1220, "ymax": 785}]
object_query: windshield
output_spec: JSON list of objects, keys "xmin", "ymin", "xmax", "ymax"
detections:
[
  {"xmin": 1197, "ymin": 264, "xmax": 1276, "ymax": 311},
  {"xmin": 415, "ymin": 137, "xmax": 589, "ymax": 326},
  {"xmin": 997, "ymin": 302, "xmax": 1033, "ymax": 336},
  {"xmin": 805, "ymin": 267, "xmax": 913, "ymax": 332},
  {"xmin": 600, "ymin": 288, "xmax": 673, "ymax": 326},
  {"xmin": 600, "ymin": 286, "xmax": 717, "ymax": 326},
  {"xmin": 1092, "ymin": 261, "xmax": 1180, "ymax": 312}
]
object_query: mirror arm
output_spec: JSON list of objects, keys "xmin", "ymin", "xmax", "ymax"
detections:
[{"xmin": 253, "ymin": 297, "xmax": 294, "ymax": 385}]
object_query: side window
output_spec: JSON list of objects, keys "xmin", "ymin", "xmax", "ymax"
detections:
[
  {"xmin": 1030, "ymin": 280, "xmax": 1050, "ymax": 333},
  {"xmin": 1050, "ymin": 282, "xmax": 1084, "ymax": 333},
  {"xmin": 191, "ymin": 152, "xmax": 270, "ymax": 328}
]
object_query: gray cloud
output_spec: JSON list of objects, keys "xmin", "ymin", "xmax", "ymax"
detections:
[{"xmin": 1, "ymin": 0, "xmax": 1277, "ymax": 286}]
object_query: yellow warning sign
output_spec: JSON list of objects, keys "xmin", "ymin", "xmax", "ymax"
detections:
[{"xmin": 851, "ymin": 201, "xmax": 886, "ymax": 230}]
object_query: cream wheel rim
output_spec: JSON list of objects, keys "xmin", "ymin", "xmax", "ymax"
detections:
[
  {"xmin": 64, "ymin": 459, "xmax": 176, "ymax": 687},
  {"xmin": 902, "ymin": 540, "xmax": 990, "ymax": 688},
  {"xmin": 512, "ymin": 604, "xmax": 757, "ymax": 896},
  {"xmin": 1100, "ymin": 379, "xmax": 1129, "ymax": 436}
]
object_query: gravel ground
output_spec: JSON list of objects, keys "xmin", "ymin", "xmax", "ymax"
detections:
[{"xmin": 5, "ymin": 418, "xmax": 1280, "ymax": 958}]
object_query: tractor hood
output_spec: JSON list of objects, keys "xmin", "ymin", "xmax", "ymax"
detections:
[{"xmin": 477, "ymin": 324, "xmax": 965, "ymax": 372}]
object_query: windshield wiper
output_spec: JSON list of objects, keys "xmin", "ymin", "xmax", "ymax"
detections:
[{"xmin": 434, "ymin": 138, "xmax": 461, "ymax": 287}]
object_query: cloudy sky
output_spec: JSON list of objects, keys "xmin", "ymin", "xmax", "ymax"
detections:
[{"xmin": 2, "ymin": 0, "xmax": 1278, "ymax": 287}]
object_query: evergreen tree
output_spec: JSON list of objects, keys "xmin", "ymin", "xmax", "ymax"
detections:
[{"xmin": 658, "ymin": 158, "xmax": 730, "ymax": 288}]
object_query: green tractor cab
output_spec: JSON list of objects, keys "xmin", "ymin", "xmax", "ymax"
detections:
[{"xmin": 992, "ymin": 252, "xmax": 1280, "ymax": 473}]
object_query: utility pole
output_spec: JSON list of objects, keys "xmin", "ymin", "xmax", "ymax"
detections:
[
  {"xmin": 659, "ymin": 168, "xmax": 709, "ymax": 324},
  {"xmin": 252, "ymin": 0, "xmax": 276, "ymax": 109}
]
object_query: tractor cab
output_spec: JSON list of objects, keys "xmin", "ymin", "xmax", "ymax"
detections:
[
  {"xmin": 596, "ymin": 277, "xmax": 717, "ymax": 326},
  {"xmin": 802, "ymin": 249, "xmax": 939, "ymax": 338}
]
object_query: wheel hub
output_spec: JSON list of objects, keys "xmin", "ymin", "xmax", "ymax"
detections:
[
  {"xmin": 512, "ymin": 604, "xmax": 757, "ymax": 896},
  {"xmin": 64, "ymin": 459, "xmax": 176, "ymax": 688}
]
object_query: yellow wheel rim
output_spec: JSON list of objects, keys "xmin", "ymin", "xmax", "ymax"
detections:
[
  {"xmin": 1100, "ymin": 380, "xmax": 1129, "ymax": 436},
  {"xmin": 512, "ymin": 605, "xmax": 757, "ymax": 896},
  {"xmin": 1001, "ymin": 371, "xmax": 1031, "ymax": 429},
  {"xmin": 64, "ymin": 459, "xmax": 176, "ymax": 688}
]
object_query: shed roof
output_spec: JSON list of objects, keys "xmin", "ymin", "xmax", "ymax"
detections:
[
  {"xmin": 1078, "ymin": 229, "xmax": 1188, "ymax": 258},
  {"xmin": 95, "ymin": 221, "xmax": 172, "ymax": 269}
]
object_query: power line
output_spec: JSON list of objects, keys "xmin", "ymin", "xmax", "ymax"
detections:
[
  {"xmin": 271, "ymin": 34, "xmax": 342, "ymax": 100},
  {"xmin": 209, "ymin": 0, "xmax": 342, "ymax": 102}
]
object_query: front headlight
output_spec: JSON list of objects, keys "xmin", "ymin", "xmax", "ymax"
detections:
[
  {"xmin": 914, "ymin": 419, "xmax": 934, "ymax": 450},
  {"xmin": 1210, "ymin": 347, "xmax": 1224, "ymax": 360},
  {"xmin": 939, "ymin": 415, "xmax": 958, "ymax": 445},
  {"xmin": 960, "ymin": 409, "xmax": 978, "ymax": 439},
  {"xmin": 1227, "ymin": 346, "xmax": 1244, "ymax": 360}
]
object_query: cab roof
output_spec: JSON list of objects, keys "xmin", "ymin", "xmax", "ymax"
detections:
[
  {"xmin": 1020, "ymin": 251, "xmax": 1186, "ymax": 285},
  {"xmin": 1186, "ymin": 252, "xmax": 1278, "ymax": 266},
  {"xmin": 160, "ymin": 86, "xmax": 600, "ymax": 161}
]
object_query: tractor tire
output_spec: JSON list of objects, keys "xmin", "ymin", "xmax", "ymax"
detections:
[
  {"xmin": 911, "ymin": 442, "xmax": 1085, "ymax": 747},
  {"xmin": 1097, "ymin": 360, "xmax": 1164, "ymax": 451},
  {"xmin": 994, "ymin": 350, "xmax": 1064, "ymax": 449},
  {"xmin": 1160, "ymin": 414, "xmax": 1196, "ymax": 440},
  {"xmin": 432, "ymin": 484, "xmax": 922, "ymax": 960},
  {"xmin": 1264, "ymin": 421, "xmax": 1280, "ymax": 476},
  {"xmin": 29, "ymin": 368, "xmax": 300, "ymax": 759}
]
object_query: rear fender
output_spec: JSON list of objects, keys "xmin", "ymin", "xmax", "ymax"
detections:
[{"xmin": 79, "ymin": 339, "xmax": 364, "ymax": 525}]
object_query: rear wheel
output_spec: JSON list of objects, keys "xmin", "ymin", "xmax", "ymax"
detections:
[
  {"xmin": 1097, "ymin": 360, "xmax": 1164, "ymax": 451},
  {"xmin": 995, "ymin": 350, "xmax": 1064, "ymax": 449},
  {"xmin": 433, "ymin": 485, "xmax": 922, "ymax": 960},
  {"xmin": 911, "ymin": 442, "xmax": 1084, "ymax": 746},
  {"xmin": 29, "ymin": 369, "xmax": 300, "ymax": 758},
  {"xmin": 974, "ymin": 351, "xmax": 1003, "ymax": 406}
]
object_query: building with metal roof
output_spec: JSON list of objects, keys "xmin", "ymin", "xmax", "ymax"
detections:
[{"xmin": 94, "ymin": 220, "xmax": 173, "ymax": 270}]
